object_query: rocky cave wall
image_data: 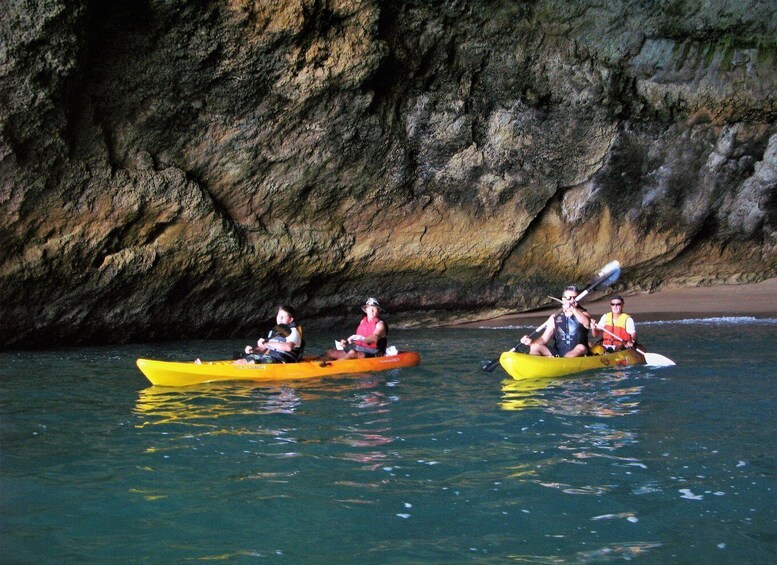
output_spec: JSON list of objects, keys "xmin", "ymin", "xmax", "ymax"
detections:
[{"xmin": 1, "ymin": 0, "xmax": 775, "ymax": 347}]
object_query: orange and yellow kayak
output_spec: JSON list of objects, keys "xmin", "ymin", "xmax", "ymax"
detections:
[
  {"xmin": 499, "ymin": 349, "xmax": 645, "ymax": 380},
  {"xmin": 137, "ymin": 351, "xmax": 421, "ymax": 387}
]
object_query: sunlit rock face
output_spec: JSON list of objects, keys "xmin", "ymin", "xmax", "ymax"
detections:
[{"xmin": 1, "ymin": 0, "xmax": 775, "ymax": 346}]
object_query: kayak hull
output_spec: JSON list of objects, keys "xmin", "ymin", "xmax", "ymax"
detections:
[
  {"xmin": 499, "ymin": 349, "xmax": 645, "ymax": 380},
  {"xmin": 137, "ymin": 351, "xmax": 421, "ymax": 387}
]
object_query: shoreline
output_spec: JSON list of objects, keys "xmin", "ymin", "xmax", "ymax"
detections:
[{"xmin": 453, "ymin": 278, "xmax": 777, "ymax": 328}]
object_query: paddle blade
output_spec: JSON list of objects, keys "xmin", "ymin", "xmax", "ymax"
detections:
[
  {"xmin": 482, "ymin": 345, "xmax": 520, "ymax": 372},
  {"xmin": 590, "ymin": 260, "xmax": 621, "ymax": 291},
  {"xmin": 576, "ymin": 261, "xmax": 621, "ymax": 302},
  {"xmin": 643, "ymin": 352, "xmax": 676, "ymax": 367}
]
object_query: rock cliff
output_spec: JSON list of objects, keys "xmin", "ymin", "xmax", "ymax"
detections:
[{"xmin": 1, "ymin": 0, "xmax": 775, "ymax": 347}]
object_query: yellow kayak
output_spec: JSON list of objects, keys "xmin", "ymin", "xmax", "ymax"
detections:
[
  {"xmin": 137, "ymin": 351, "xmax": 421, "ymax": 387},
  {"xmin": 499, "ymin": 349, "xmax": 645, "ymax": 380}
]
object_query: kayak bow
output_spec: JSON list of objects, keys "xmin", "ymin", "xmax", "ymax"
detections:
[
  {"xmin": 499, "ymin": 349, "xmax": 645, "ymax": 380},
  {"xmin": 137, "ymin": 351, "xmax": 421, "ymax": 387}
]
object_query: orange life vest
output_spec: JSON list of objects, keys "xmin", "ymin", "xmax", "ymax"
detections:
[{"xmin": 601, "ymin": 312, "xmax": 633, "ymax": 347}]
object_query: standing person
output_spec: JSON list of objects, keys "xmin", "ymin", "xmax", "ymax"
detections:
[
  {"xmin": 520, "ymin": 285, "xmax": 597, "ymax": 358},
  {"xmin": 238, "ymin": 305, "xmax": 303, "ymax": 363},
  {"xmin": 322, "ymin": 297, "xmax": 388, "ymax": 360},
  {"xmin": 596, "ymin": 295, "xmax": 637, "ymax": 351}
]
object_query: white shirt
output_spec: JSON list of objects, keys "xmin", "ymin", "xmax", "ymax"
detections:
[
  {"xmin": 286, "ymin": 327, "xmax": 302, "ymax": 347},
  {"xmin": 597, "ymin": 313, "xmax": 636, "ymax": 336},
  {"xmin": 268, "ymin": 326, "xmax": 301, "ymax": 347}
]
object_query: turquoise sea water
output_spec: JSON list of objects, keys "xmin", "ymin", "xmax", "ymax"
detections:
[{"xmin": 2, "ymin": 319, "xmax": 776, "ymax": 564}]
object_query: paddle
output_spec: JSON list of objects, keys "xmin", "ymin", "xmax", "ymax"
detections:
[
  {"xmin": 593, "ymin": 325, "xmax": 676, "ymax": 367},
  {"xmin": 543, "ymin": 294, "xmax": 676, "ymax": 367},
  {"xmin": 481, "ymin": 260, "xmax": 622, "ymax": 373}
]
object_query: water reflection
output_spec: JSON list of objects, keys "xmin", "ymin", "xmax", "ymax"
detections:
[
  {"xmin": 134, "ymin": 373, "xmax": 391, "ymax": 426},
  {"xmin": 499, "ymin": 377, "xmax": 559, "ymax": 411},
  {"xmin": 507, "ymin": 542, "xmax": 663, "ymax": 564},
  {"xmin": 337, "ymin": 388, "xmax": 401, "ymax": 470},
  {"xmin": 502, "ymin": 371, "xmax": 649, "ymax": 505},
  {"xmin": 500, "ymin": 371, "xmax": 643, "ymax": 418},
  {"xmin": 134, "ymin": 383, "xmax": 303, "ymax": 426}
]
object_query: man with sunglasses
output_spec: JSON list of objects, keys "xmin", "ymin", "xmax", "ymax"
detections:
[
  {"xmin": 595, "ymin": 296, "xmax": 637, "ymax": 351},
  {"xmin": 520, "ymin": 285, "xmax": 597, "ymax": 357}
]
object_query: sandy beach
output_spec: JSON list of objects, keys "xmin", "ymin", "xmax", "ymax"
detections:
[{"xmin": 457, "ymin": 278, "xmax": 777, "ymax": 328}]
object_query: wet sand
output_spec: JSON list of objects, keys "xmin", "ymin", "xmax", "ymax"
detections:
[{"xmin": 456, "ymin": 278, "xmax": 777, "ymax": 328}]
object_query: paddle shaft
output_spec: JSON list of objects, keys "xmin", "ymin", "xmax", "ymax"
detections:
[
  {"xmin": 546, "ymin": 294, "xmax": 674, "ymax": 366},
  {"xmin": 481, "ymin": 288, "xmax": 598, "ymax": 373},
  {"xmin": 548, "ymin": 295, "xmax": 642, "ymax": 353},
  {"xmin": 594, "ymin": 324, "xmax": 676, "ymax": 366},
  {"xmin": 594, "ymin": 323, "xmax": 642, "ymax": 353},
  {"xmin": 553, "ymin": 297, "xmax": 643, "ymax": 354},
  {"xmin": 525, "ymin": 288, "xmax": 593, "ymax": 339}
]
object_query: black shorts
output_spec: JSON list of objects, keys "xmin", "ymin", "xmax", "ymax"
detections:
[
  {"xmin": 550, "ymin": 344, "xmax": 587, "ymax": 357},
  {"xmin": 243, "ymin": 353, "xmax": 276, "ymax": 364}
]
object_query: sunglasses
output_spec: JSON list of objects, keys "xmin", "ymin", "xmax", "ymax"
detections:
[{"xmin": 610, "ymin": 302, "xmax": 623, "ymax": 306}]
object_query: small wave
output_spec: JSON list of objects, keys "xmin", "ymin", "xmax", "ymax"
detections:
[
  {"xmin": 642, "ymin": 317, "xmax": 777, "ymax": 326},
  {"xmin": 478, "ymin": 317, "xmax": 777, "ymax": 329}
]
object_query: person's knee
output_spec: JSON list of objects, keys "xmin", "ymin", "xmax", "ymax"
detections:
[
  {"xmin": 565, "ymin": 345, "xmax": 587, "ymax": 357},
  {"xmin": 530, "ymin": 344, "xmax": 552, "ymax": 357}
]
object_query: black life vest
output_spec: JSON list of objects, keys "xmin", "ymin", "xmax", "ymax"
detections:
[
  {"xmin": 553, "ymin": 312, "xmax": 588, "ymax": 356},
  {"xmin": 267, "ymin": 322, "xmax": 303, "ymax": 363}
]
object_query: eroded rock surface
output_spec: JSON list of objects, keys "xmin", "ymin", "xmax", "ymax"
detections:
[{"xmin": 1, "ymin": 0, "xmax": 775, "ymax": 346}]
